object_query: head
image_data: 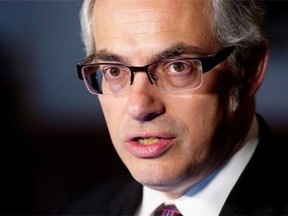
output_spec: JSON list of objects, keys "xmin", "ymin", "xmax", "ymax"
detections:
[{"xmin": 78, "ymin": 0, "xmax": 268, "ymax": 198}]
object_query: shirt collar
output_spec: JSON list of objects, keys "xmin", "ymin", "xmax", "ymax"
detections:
[{"xmin": 137, "ymin": 115, "xmax": 259, "ymax": 216}]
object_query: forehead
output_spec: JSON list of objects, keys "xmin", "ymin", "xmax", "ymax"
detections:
[{"xmin": 93, "ymin": 0, "xmax": 217, "ymax": 61}]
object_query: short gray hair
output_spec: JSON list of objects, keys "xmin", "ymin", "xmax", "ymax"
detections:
[
  {"xmin": 79, "ymin": 0, "xmax": 266, "ymax": 59},
  {"xmin": 79, "ymin": 0, "xmax": 96, "ymax": 56}
]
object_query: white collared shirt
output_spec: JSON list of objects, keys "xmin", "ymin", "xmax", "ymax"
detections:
[{"xmin": 136, "ymin": 115, "xmax": 259, "ymax": 216}]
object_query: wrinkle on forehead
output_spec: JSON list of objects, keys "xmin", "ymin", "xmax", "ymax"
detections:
[
  {"xmin": 93, "ymin": 0, "xmax": 217, "ymax": 63},
  {"xmin": 113, "ymin": 9, "xmax": 168, "ymax": 24},
  {"xmin": 94, "ymin": 0, "xmax": 210, "ymax": 36},
  {"xmin": 94, "ymin": 4, "xmax": 174, "ymax": 37}
]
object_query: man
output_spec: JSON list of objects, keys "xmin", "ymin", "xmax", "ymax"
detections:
[{"xmin": 61, "ymin": 0, "xmax": 288, "ymax": 215}]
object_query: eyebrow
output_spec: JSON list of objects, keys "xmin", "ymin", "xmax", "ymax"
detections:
[
  {"xmin": 157, "ymin": 43, "xmax": 210, "ymax": 61},
  {"xmin": 95, "ymin": 43, "xmax": 210, "ymax": 64},
  {"xmin": 95, "ymin": 50, "xmax": 129, "ymax": 63}
]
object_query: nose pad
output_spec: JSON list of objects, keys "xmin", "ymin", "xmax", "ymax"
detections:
[
  {"xmin": 129, "ymin": 66, "xmax": 155, "ymax": 86},
  {"xmin": 130, "ymin": 72, "xmax": 154, "ymax": 92},
  {"xmin": 130, "ymin": 71, "xmax": 154, "ymax": 85},
  {"xmin": 146, "ymin": 72, "xmax": 157, "ymax": 85}
]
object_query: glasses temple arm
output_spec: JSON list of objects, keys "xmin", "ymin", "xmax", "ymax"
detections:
[{"xmin": 202, "ymin": 45, "xmax": 235, "ymax": 73}]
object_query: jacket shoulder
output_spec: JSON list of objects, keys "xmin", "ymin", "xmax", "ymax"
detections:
[
  {"xmin": 221, "ymin": 114, "xmax": 288, "ymax": 215},
  {"xmin": 58, "ymin": 173, "xmax": 142, "ymax": 215}
]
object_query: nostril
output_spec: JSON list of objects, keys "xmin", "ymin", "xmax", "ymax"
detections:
[{"xmin": 141, "ymin": 112, "xmax": 162, "ymax": 122}]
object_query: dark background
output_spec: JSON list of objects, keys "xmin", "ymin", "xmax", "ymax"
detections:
[{"xmin": 0, "ymin": 1, "xmax": 287, "ymax": 215}]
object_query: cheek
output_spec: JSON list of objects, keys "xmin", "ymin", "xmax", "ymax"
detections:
[
  {"xmin": 177, "ymin": 94, "xmax": 230, "ymax": 163},
  {"xmin": 99, "ymin": 97, "xmax": 127, "ymax": 142},
  {"xmin": 171, "ymin": 94, "xmax": 221, "ymax": 130},
  {"xmin": 170, "ymin": 94, "xmax": 224, "ymax": 150}
]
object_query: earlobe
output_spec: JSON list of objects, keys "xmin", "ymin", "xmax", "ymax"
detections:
[{"xmin": 244, "ymin": 41, "xmax": 269, "ymax": 96}]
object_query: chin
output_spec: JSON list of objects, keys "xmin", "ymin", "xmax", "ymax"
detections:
[{"xmin": 133, "ymin": 170, "xmax": 186, "ymax": 190}]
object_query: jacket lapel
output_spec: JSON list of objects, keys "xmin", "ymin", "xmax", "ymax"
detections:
[
  {"xmin": 108, "ymin": 176, "xmax": 143, "ymax": 215},
  {"xmin": 220, "ymin": 114, "xmax": 288, "ymax": 215}
]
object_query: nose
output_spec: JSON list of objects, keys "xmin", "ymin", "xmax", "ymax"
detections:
[{"xmin": 127, "ymin": 73, "xmax": 165, "ymax": 122}]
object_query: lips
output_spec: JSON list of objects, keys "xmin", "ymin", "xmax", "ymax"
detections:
[{"xmin": 125, "ymin": 134, "xmax": 175, "ymax": 158}]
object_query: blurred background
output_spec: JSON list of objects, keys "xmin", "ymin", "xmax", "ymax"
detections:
[{"xmin": 0, "ymin": 1, "xmax": 287, "ymax": 214}]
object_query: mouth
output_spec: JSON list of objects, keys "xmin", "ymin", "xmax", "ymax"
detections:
[
  {"xmin": 136, "ymin": 137, "xmax": 161, "ymax": 145},
  {"xmin": 126, "ymin": 134, "xmax": 175, "ymax": 158}
]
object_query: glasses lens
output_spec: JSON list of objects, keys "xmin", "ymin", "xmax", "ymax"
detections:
[
  {"xmin": 149, "ymin": 59, "xmax": 203, "ymax": 93},
  {"xmin": 80, "ymin": 59, "xmax": 203, "ymax": 95},
  {"xmin": 81, "ymin": 65, "xmax": 102, "ymax": 94},
  {"xmin": 82, "ymin": 64, "xmax": 131, "ymax": 95}
]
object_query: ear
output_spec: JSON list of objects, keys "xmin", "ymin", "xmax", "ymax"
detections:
[{"xmin": 243, "ymin": 41, "xmax": 269, "ymax": 96}]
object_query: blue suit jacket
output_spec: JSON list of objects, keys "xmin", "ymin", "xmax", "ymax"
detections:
[{"xmin": 59, "ymin": 115, "xmax": 288, "ymax": 215}]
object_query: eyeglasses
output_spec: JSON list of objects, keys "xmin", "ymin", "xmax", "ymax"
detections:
[{"xmin": 77, "ymin": 46, "xmax": 235, "ymax": 95}]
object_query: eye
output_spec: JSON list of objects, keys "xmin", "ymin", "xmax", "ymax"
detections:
[
  {"xmin": 105, "ymin": 66, "xmax": 121, "ymax": 77},
  {"xmin": 171, "ymin": 62, "xmax": 185, "ymax": 73},
  {"xmin": 164, "ymin": 60, "xmax": 197, "ymax": 75},
  {"xmin": 100, "ymin": 65, "xmax": 129, "ymax": 81}
]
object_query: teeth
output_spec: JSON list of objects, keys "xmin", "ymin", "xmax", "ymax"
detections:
[{"xmin": 137, "ymin": 137, "xmax": 160, "ymax": 145}]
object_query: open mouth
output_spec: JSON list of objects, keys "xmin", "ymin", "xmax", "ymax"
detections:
[
  {"xmin": 127, "ymin": 135, "xmax": 174, "ymax": 158},
  {"xmin": 136, "ymin": 137, "xmax": 160, "ymax": 145}
]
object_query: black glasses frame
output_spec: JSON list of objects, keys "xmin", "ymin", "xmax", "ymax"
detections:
[{"xmin": 76, "ymin": 45, "xmax": 235, "ymax": 94}]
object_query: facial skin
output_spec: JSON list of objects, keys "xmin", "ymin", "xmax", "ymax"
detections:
[{"xmin": 92, "ymin": 0, "xmax": 265, "ymax": 199}]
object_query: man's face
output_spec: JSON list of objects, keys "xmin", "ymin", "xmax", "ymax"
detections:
[{"xmin": 93, "ymin": 0, "xmax": 242, "ymax": 197}]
